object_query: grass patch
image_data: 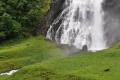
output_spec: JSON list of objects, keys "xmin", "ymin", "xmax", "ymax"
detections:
[
  {"xmin": 6, "ymin": 44, "xmax": 120, "ymax": 80},
  {"xmin": 0, "ymin": 75, "xmax": 9, "ymax": 80},
  {"xmin": 1, "ymin": 36, "xmax": 120, "ymax": 80},
  {"xmin": 0, "ymin": 36, "xmax": 67, "ymax": 80}
]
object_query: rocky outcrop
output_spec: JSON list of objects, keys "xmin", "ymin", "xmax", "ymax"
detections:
[
  {"xmin": 103, "ymin": 0, "xmax": 120, "ymax": 46},
  {"xmin": 34, "ymin": 0, "xmax": 65, "ymax": 36},
  {"xmin": 103, "ymin": 0, "xmax": 120, "ymax": 14}
]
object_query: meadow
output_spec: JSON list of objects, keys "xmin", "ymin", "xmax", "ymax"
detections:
[{"xmin": 0, "ymin": 36, "xmax": 120, "ymax": 80}]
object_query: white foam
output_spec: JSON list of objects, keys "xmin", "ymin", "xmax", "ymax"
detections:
[
  {"xmin": 0, "ymin": 70, "xmax": 18, "ymax": 75},
  {"xmin": 47, "ymin": 0, "xmax": 107, "ymax": 51}
]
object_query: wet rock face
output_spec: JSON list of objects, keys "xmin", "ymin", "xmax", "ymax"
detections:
[
  {"xmin": 35, "ymin": 0, "xmax": 65, "ymax": 36},
  {"xmin": 46, "ymin": 0, "xmax": 65, "ymax": 25},
  {"xmin": 82, "ymin": 45, "xmax": 88, "ymax": 52},
  {"xmin": 103, "ymin": 0, "xmax": 120, "ymax": 46},
  {"xmin": 103, "ymin": 0, "xmax": 120, "ymax": 14}
]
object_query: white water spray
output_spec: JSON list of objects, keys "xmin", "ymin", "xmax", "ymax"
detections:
[{"xmin": 47, "ymin": 0, "xmax": 107, "ymax": 51}]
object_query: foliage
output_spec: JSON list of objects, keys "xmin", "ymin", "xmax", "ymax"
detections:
[{"xmin": 0, "ymin": 0, "xmax": 51, "ymax": 39}]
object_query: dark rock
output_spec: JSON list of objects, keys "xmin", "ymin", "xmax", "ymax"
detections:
[
  {"xmin": 102, "ymin": 0, "xmax": 120, "ymax": 47},
  {"xmin": 82, "ymin": 45, "xmax": 88, "ymax": 52},
  {"xmin": 103, "ymin": 0, "xmax": 120, "ymax": 14},
  {"xmin": 56, "ymin": 44, "xmax": 82, "ymax": 55},
  {"xmin": 56, "ymin": 44, "xmax": 90, "ymax": 56},
  {"xmin": 34, "ymin": 0, "xmax": 65, "ymax": 36},
  {"xmin": 104, "ymin": 69, "xmax": 110, "ymax": 72}
]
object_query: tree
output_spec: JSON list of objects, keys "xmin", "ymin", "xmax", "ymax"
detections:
[{"xmin": 0, "ymin": 0, "xmax": 51, "ymax": 39}]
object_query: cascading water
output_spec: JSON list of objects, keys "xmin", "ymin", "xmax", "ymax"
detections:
[{"xmin": 47, "ymin": 0, "xmax": 107, "ymax": 51}]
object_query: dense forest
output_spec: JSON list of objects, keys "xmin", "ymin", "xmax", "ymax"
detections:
[{"xmin": 0, "ymin": 0, "xmax": 51, "ymax": 39}]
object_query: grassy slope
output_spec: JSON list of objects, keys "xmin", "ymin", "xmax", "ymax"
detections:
[
  {"xmin": 0, "ymin": 36, "xmax": 120, "ymax": 80},
  {"xmin": 0, "ymin": 36, "xmax": 66, "ymax": 80}
]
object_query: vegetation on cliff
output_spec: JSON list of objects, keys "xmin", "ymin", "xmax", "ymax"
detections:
[{"xmin": 0, "ymin": 0, "xmax": 51, "ymax": 39}]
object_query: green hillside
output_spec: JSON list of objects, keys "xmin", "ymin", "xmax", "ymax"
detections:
[
  {"xmin": 0, "ymin": 36, "xmax": 66, "ymax": 80},
  {"xmin": 0, "ymin": 36, "xmax": 120, "ymax": 80}
]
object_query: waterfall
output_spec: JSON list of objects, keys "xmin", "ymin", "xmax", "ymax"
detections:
[{"xmin": 46, "ymin": 0, "xmax": 107, "ymax": 51}]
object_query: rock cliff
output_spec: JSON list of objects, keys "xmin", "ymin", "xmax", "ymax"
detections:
[
  {"xmin": 34, "ymin": 0, "xmax": 65, "ymax": 36},
  {"xmin": 103, "ymin": 0, "xmax": 120, "ymax": 46}
]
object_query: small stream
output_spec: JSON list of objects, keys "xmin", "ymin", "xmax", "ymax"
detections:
[{"xmin": 0, "ymin": 70, "xmax": 18, "ymax": 75}]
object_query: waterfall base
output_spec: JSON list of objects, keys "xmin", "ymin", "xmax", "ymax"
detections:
[{"xmin": 47, "ymin": 0, "xmax": 107, "ymax": 51}]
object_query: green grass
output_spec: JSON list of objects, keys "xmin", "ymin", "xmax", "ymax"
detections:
[
  {"xmin": 0, "ymin": 36, "xmax": 120, "ymax": 80},
  {"xmin": 0, "ymin": 76, "xmax": 9, "ymax": 80},
  {"xmin": 0, "ymin": 36, "xmax": 67, "ymax": 80},
  {"xmin": 7, "ymin": 49, "xmax": 120, "ymax": 80}
]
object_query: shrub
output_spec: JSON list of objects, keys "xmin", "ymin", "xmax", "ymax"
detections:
[{"xmin": 0, "ymin": 0, "xmax": 51, "ymax": 39}]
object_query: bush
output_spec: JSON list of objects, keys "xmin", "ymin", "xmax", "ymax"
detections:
[{"xmin": 0, "ymin": 0, "xmax": 51, "ymax": 39}]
